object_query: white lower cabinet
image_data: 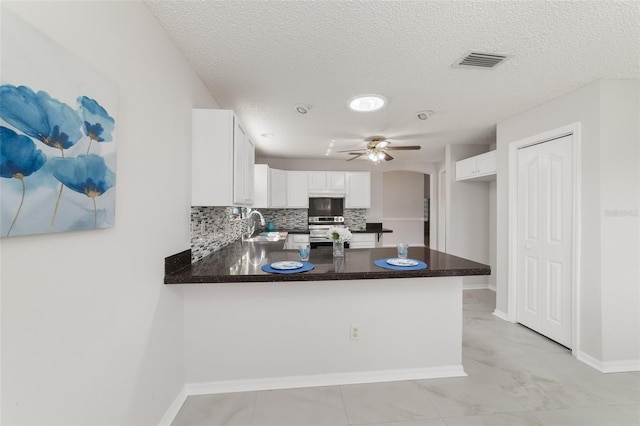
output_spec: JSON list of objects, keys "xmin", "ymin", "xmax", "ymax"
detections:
[
  {"xmin": 349, "ymin": 233, "xmax": 376, "ymax": 248},
  {"xmin": 285, "ymin": 233, "xmax": 309, "ymax": 250}
]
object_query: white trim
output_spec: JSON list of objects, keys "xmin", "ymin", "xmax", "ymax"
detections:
[
  {"xmin": 438, "ymin": 168, "xmax": 447, "ymax": 252},
  {"xmin": 507, "ymin": 123, "xmax": 582, "ymax": 355},
  {"xmin": 576, "ymin": 351, "xmax": 640, "ymax": 373},
  {"xmin": 488, "ymin": 283, "xmax": 496, "ymax": 292},
  {"xmin": 382, "ymin": 217, "xmax": 427, "ymax": 221},
  {"xmin": 182, "ymin": 365, "xmax": 465, "ymax": 398},
  {"xmin": 157, "ymin": 385, "xmax": 188, "ymax": 426},
  {"xmin": 492, "ymin": 309, "xmax": 511, "ymax": 322},
  {"xmin": 463, "ymin": 283, "xmax": 490, "ymax": 290}
]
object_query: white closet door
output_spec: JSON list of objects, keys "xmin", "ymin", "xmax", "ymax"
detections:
[{"xmin": 517, "ymin": 135, "xmax": 573, "ymax": 347}]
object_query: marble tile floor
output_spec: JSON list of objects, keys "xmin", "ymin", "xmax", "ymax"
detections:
[{"xmin": 171, "ymin": 289, "xmax": 640, "ymax": 426}]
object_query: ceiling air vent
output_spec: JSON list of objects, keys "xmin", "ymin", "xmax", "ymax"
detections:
[{"xmin": 452, "ymin": 50, "xmax": 510, "ymax": 69}]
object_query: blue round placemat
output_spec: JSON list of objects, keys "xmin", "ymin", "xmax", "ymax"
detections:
[
  {"xmin": 262, "ymin": 261, "xmax": 315, "ymax": 274},
  {"xmin": 374, "ymin": 258, "xmax": 427, "ymax": 271}
]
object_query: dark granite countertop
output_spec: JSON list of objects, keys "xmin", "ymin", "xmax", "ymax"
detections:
[
  {"xmin": 351, "ymin": 228, "xmax": 393, "ymax": 234},
  {"xmin": 264, "ymin": 228, "xmax": 392, "ymax": 234},
  {"xmin": 165, "ymin": 240, "xmax": 490, "ymax": 284}
]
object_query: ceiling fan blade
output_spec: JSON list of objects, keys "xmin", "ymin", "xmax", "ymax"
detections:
[
  {"xmin": 385, "ymin": 145, "xmax": 421, "ymax": 150},
  {"xmin": 347, "ymin": 153, "xmax": 366, "ymax": 162},
  {"xmin": 383, "ymin": 151, "xmax": 394, "ymax": 161},
  {"xmin": 337, "ymin": 148, "xmax": 366, "ymax": 153}
]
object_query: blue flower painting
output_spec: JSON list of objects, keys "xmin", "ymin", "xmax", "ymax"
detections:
[
  {"xmin": 0, "ymin": 9, "xmax": 117, "ymax": 237},
  {"xmin": 51, "ymin": 155, "xmax": 115, "ymax": 228},
  {"xmin": 0, "ymin": 126, "xmax": 47, "ymax": 236},
  {"xmin": 78, "ymin": 96, "xmax": 115, "ymax": 154},
  {"xmin": 0, "ymin": 85, "xmax": 83, "ymax": 155}
]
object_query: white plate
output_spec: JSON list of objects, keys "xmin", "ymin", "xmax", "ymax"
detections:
[
  {"xmin": 271, "ymin": 261, "xmax": 304, "ymax": 270},
  {"xmin": 387, "ymin": 258, "xmax": 419, "ymax": 267}
]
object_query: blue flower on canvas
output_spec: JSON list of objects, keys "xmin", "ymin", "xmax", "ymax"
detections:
[
  {"xmin": 50, "ymin": 154, "xmax": 115, "ymax": 228},
  {"xmin": 0, "ymin": 84, "xmax": 82, "ymax": 155},
  {"xmin": 0, "ymin": 126, "xmax": 47, "ymax": 236},
  {"xmin": 77, "ymin": 96, "xmax": 115, "ymax": 153}
]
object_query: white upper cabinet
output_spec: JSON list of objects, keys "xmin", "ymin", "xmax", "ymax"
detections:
[
  {"xmin": 286, "ymin": 171, "xmax": 309, "ymax": 208},
  {"xmin": 327, "ymin": 172, "xmax": 346, "ymax": 191},
  {"xmin": 456, "ymin": 150, "xmax": 497, "ymax": 181},
  {"xmin": 308, "ymin": 171, "xmax": 346, "ymax": 195},
  {"xmin": 253, "ymin": 164, "xmax": 269, "ymax": 208},
  {"xmin": 233, "ymin": 123, "xmax": 254, "ymax": 205},
  {"xmin": 345, "ymin": 172, "xmax": 371, "ymax": 208},
  {"xmin": 308, "ymin": 172, "xmax": 327, "ymax": 192},
  {"xmin": 192, "ymin": 109, "xmax": 255, "ymax": 206},
  {"xmin": 270, "ymin": 168, "xmax": 288, "ymax": 208}
]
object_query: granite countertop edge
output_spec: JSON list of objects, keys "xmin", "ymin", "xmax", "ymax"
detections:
[
  {"xmin": 165, "ymin": 267, "xmax": 491, "ymax": 284},
  {"xmin": 272, "ymin": 228, "xmax": 392, "ymax": 234},
  {"xmin": 164, "ymin": 244, "xmax": 490, "ymax": 285}
]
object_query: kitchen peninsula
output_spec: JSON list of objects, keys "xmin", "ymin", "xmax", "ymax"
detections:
[
  {"xmin": 165, "ymin": 239, "xmax": 489, "ymax": 284},
  {"xmin": 165, "ymin": 241, "xmax": 490, "ymax": 392}
]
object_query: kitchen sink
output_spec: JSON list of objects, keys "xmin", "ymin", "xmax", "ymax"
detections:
[{"xmin": 242, "ymin": 232, "xmax": 287, "ymax": 243}]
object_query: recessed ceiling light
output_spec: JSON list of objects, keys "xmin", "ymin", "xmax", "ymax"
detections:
[
  {"xmin": 349, "ymin": 95, "xmax": 387, "ymax": 112},
  {"xmin": 295, "ymin": 104, "xmax": 310, "ymax": 114},
  {"xmin": 416, "ymin": 110, "xmax": 434, "ymax": 120},
  {"xmin": 261, "ymin": 133, "xmax": 274, "ymax": 138}
]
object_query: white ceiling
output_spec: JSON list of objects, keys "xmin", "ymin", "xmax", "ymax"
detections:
[{"xmin": 146, "ymin": 1, "xmax": 639, "ymax": 163}]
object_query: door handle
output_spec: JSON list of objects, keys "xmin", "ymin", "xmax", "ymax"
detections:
[{"xmin": 525, "ymin": 244, "xmax": 532, "ymax": 249}]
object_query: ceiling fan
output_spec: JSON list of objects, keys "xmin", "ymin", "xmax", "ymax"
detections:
[{"xmin": 338, "ymin": 136, "xmax": 421, "ymax": 163}]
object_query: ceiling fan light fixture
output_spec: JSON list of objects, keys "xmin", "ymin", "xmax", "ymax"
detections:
[
  {"xmin": 295, "ymin": 104, "xmax": 310, "ymax": 114},
  {"xmin": 416, "ymin": 110, "xmax": 434, "ymax": 120},
  {"xmin": 349, "ymin": 95, "xmax": 387, "ymax": 112}
]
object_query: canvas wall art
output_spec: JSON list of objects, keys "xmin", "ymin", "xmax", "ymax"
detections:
[{"xmin": 0, "ymin": 7, "xmax": 117, "ymax": 237}]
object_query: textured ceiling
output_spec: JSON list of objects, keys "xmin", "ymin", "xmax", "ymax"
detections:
[{"xmin": 146, "ymin": 1, "xmax": 639, "ymax": 163}]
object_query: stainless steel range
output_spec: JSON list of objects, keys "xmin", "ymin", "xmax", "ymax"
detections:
[{"xmin": 308, "ymin": 216, "xmax": 345, "ymax": 247}]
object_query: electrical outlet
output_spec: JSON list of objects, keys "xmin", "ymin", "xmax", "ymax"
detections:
[{"xmin": 350, "ymin": 324, "xmax": 360, "ymax": 340}]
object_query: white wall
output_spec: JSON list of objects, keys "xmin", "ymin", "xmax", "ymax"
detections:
[
  {"xmin": 183, "ymin": 277, "xmax": 463, "ymax": 386},
  {"xmin": 382, "ymin": 171, "xmax": 424, "ymax": 246},
  {"xmin": 599, "ymin": 80, "xmax": 640, "ymax": 364},
  {"xmin": 496, "ymin": 79, "xmax": 640, "ymax": 368},
  {"xmin": 0, "ymin": 2, "xmax": 218, "ymax": 424}
]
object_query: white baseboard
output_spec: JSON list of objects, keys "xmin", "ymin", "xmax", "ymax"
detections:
[
  {"xmin": 488, "ymin": 284, "xmax": 496, "ymax": 291},
  {"xmin": 492, "ymin": 309, "xmax": 510, "ymax": 322},
  {"xmin": 158, "ymin": 385, "xmax": 188, "ymax": 426},
  {"xmin": 182, "ymin": 365, "xmax": 465, "ymax": 398},
  {"xmin": 463, "ymin": 283, "xmax": 490, "ymax": 290},
  {"xmin": 577, "ymin": 351, "xmax": 640, "ymax": 373},
  {"xmin": 160, "ymin": 365, "xmax": 467, "ymax": 424}
]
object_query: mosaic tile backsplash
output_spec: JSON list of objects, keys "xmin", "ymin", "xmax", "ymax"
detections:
[
  {"xmin": 190, "ymin": 206, "xmax": 368, "ymax": 263},
  {"xmin": 344, "ymin": 209, "xmax": 367, "ymax": 230}
]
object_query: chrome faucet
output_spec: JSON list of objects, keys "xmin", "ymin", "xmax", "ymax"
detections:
[
  {"xmin": 247, "ymin": 208, "xmax": 265, "ymax": 226},
  {"xmin": 244, "ymin": 208, "xmax": 265, "ymax": 239}
]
